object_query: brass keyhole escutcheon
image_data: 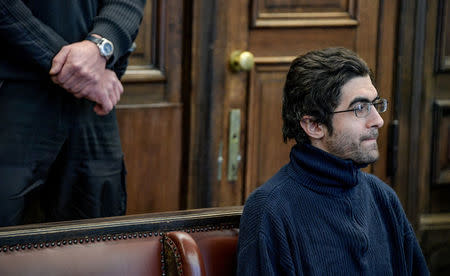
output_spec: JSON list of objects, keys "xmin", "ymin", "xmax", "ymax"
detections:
[{"xmin": 229, "ymin": 51, "xmax": 254, "ymax": 72}]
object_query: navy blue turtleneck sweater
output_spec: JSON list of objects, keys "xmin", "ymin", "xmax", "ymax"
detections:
[{"xmin": 237, "ymin": 143, "xmax": 429, "ymax": 275}]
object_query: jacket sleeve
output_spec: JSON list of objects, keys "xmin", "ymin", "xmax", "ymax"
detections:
[
  {"xmin": 89, "ymin": 0, "xmax": 146, "ymax": 69},
  {"xmin": 0, "ymin": 0, "xmax": 67, "ymax": 70}
]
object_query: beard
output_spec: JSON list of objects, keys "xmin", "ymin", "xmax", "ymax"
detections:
[{"xmin": 325, "ymin": 129, "xmax": 380, "ymax": 164}]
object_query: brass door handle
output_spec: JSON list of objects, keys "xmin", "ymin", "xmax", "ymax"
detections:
[{"xmin": 229, "ymin": 51, "xmax": 254, "ymax": 72}]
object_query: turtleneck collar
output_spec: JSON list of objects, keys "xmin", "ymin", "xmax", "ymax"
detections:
[{"xmin": 288, "ymin": 143, "xmax": 367, "ymax": 193}]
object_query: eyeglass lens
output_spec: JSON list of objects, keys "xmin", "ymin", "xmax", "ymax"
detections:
[
  {"xmin": 374, "ymin": 99, "xmax": 387, "ymax": 113},
  {"xmin": 355, "ymin": 99, "xmax": 387, "ymax": 118}
]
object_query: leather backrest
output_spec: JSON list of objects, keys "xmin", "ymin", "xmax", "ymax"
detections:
[
  {"xmin": 166, "ymin": 229, "xmax": 239, "ymax": 276},
  {"xmin": 0, "ymin": 236, "xmax": 162, "ymax": 276},
  {"xmin": 185, "ymin": 229, "xmax": 239, "ymax": 276}
]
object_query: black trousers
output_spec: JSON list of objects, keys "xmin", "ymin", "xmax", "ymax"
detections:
[{"xmin": 0, "ymin": 79, "xmax": 126, "ymax": 226}]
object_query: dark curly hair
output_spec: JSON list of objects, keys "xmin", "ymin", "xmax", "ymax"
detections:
[{"xmin": 282, "ymin": 47, "xmax": 373, "ymax": 144}]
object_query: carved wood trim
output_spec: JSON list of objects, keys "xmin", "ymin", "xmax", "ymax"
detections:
[
  {"xmin": 122, "ymin": 68, "xmax": 166, "ymax": 83},
  {"xmin": 254, "ymin": 16, "xmax": 358, "ymax": 28},
  {"xmin": 251, "ymin": 0, "xmax": 358, "ymax": 27}
]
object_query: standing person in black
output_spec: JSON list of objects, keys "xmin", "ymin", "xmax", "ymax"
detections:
[{"xmin": 0, "ymin": 0, "xmax": 146, "ymax": 226}]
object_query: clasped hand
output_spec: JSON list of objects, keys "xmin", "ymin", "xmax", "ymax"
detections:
[{"xmin": 49, "ymin": 40, "xmax": 123, "ymax": 115}]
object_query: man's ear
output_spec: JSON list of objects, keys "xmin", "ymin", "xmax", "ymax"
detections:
[{"xmin": 299, "ymin": 116, "xmax": 325, "ymax": 139}]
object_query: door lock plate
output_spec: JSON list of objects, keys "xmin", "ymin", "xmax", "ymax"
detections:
[{"xmin": 228, "ymin": 109, "xmax": 241, "ymax": 181}]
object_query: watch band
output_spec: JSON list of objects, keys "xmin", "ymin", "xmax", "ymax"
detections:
[{"xmin": 85, "ymin": 35, "xmax": 103, "ymax": 45}]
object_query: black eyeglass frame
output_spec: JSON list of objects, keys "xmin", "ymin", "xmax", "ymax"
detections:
[{"xmin": 332, "ymin": 98, "xmax": 388, "ymax": 118}]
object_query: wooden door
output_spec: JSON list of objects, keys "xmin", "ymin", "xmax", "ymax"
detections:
[
  {"xmin": 116, "ymin": 0, "xmax": 184, "ymax": 214},
  {"xmin": 396, "ymin": 0, "xmax": 450, "ymax": 273},
  {"xmin": 188, "ymin": 0, "xmax": 399, "ymax": 207}
]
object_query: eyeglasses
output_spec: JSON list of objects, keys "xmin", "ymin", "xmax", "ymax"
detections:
[{"xmin": 332, "ymin": 98, "xmax": 388, "ymax": 118}]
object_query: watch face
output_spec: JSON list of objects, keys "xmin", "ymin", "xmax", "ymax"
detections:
[{"xmin": 102, "ymin": 42, "xmax": 113, "ymax": 55}]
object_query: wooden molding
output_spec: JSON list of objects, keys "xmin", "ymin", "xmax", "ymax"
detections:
[
  {"xmin": 116, "ymin": 102, "xmax": 182, "ymax": 109},
  {"xmin": 252, "ymin": 0, "xmax": 358, "ymax": 28},
  {"xmin": 420, "ymin": 213, "xmax": 450, "ymax": 231},
  {"xmin": 254, "ymin": 16, "xmax": 358, "ymax": 28},
  {"xmin": 122, "ymin": 67, "xmax": 166, "ymax": 83}
]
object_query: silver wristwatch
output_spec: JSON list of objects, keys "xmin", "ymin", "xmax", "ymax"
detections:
[{"xmin": 85, "ymin": 35, "xmax": 114, "ymax": 60}]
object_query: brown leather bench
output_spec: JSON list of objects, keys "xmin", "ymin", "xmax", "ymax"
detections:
[
  {"xmin": 165, "ymin": 227, "xmax": 239, "ymax": 276},
  {"xmin": 0, "ymin": 235, "xmax": 163, "ymax": 276},
  {"xmin": 0, "ymin": 206, "xmax": 241, "ymax": 276}
]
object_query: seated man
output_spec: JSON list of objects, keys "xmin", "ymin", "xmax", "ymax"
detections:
[{"xmin": 237, "ymin": 47, "xmax": 429, "ymax": 275}]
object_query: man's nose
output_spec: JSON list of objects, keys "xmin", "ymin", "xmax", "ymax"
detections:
[{"xmin": 368, "ymin": 107, "xmax": 384, "ymax": 128}]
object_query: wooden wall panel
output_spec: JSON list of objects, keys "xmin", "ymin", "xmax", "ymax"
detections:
[
  {"xmin": 371, "ymin": 0, "xmax": 398, "ymax": 186},
  {"xmin": 415, "ymin": 0, "xmax": 450, "ymax": 221},
  {"xmin": 118, "ymin": 82, "xmax": 166, "ymax": 105},
  {"xmin": 396, "ymin": 0, "xmax": 450, "ymax": 272},
  {"xmin": 354, "ymin": 0, "xmax": 378, "ymax": 71},
  {"xmin": 246, "ymin": 64, "xmax": 294, "ymax": 196},
  {"xmin": 250, "ymin": 28, "xmax": 356, "ymax": 57},
  {"xmin": 430, "ymin": 101, "xmax": 450, "ymax": 213},
  {"xmin": 431, "ymin": 101, "xmax": 450, "ymax": 187},
  {"xmin": 117, "ymin": 0, "xmax": 183, "ymax": 215},
  {"xmin": 128, "ymin": 0, "xmax": 154, "ymax": 66},
  {"xmin": 116, "ymin": 105, "xmax": 182, "ymax": 214}
]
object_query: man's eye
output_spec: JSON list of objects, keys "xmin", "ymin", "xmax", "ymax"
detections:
[{"xmin": 354, "ymin": 103, "xmax": 365, "ymax": 111}]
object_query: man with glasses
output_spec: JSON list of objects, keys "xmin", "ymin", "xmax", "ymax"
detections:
[{"xmin": 237, "ymin": 47, "xmax": 428, "ymax": 275}]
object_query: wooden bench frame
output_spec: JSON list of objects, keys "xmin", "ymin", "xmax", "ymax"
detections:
[{"xmin": 0, "ymin": 206, "xmax": 242, "ymax": 276}]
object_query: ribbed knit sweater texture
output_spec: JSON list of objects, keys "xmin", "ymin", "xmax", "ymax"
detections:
[{"xmin": 237, "ymin": 143, "xmax": 429, "ymax": 275}]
